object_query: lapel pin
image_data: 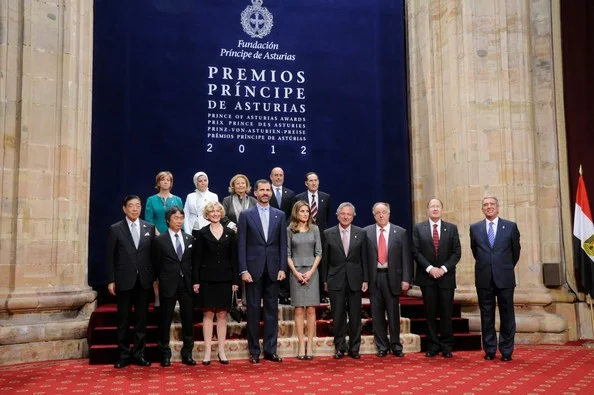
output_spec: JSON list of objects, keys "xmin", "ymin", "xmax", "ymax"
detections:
[
  {"xmin": 354, "ymin": 235, "xmax": 357, "ymax": 239},
  {"xmin": 444, "ymin": 228, "xmax": 447, "ymax": 232},
  {"xmin": 143, "ymin": 224, "xmax": 147, "ymax": 228},
  {"xmin": 144, "ymin": 232, "xmax": 150, "ymax": 236},
  {"xmin": 502, "ymin": 226, "xmax": 505, "ymax": 229}
]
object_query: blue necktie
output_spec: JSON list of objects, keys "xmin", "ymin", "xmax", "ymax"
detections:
[
  {"xmin": 488, "ymin": 222, "xmax": 495, "ymax": 248},
  {"xmin": 261, "ymin": 207, "xmax": 269, "ymax": 242},
  {"xmin": 275, "ymin": 187, "xmax": 282, "ymax": 205},
  {"xmin": 175, "ymin": 233, "xmax": 183, "ymax": 260}
]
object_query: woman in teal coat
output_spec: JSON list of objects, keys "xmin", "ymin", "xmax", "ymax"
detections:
[{"xmin": 145, "ymin": 170, "xmax": 183, "ymax": 307}]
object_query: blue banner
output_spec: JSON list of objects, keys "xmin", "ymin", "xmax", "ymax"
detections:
[{"xmin": 89, "ymin": 0, "xmax": 411, "ymax": 286}]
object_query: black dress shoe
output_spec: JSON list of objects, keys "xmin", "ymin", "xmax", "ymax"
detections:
[
  {"xmin": 217, "ymin": 353, "xmax": 229, "ymax": 365},
  {"xmin": 263, "ymin": 353, "xmax": 283, "ymax": 362},
  {"xmin": 134, "ymin": 357, "xmax": 151, "ymax": 366},
  {"xmin": 377, "ymin": 350, "xmax": 388, "ymax": 357},
  {"xmin": 425, "ymin": 351, "xmax": 438, "ymax": 357},
  {"xmin": 249, "ymin": 354, "xmax": 260, "ymax": 364},
  {"xmin": 442, "ymin": 351, "xmax": 453, "ymax": 358},
  {"xmin": 501, "ymin": 355, "xmax": 512, "ymax": 362},
  {"xmin": 334, "ymin": 350, "xmax": 345, "ymax": 359},
  {"xmin": 160, "ymin": 358, "xmax": 171, "ymax": 367},
  {"xmin": 114, "ymin": 359, "xmax": 130, "ymax": 369},
  {"xmin": 182, "ymin": 357, "xmax": 197, "ymax": 366},
  {"xmin": 484, "ymin": 353, "xmax": 496, "ymax": 360},
  {"xmin": 348, "ymin": 352, "xmax": 361, "ymax": 359},
  {"xmin": 393, "ymin": 351, "xmax": 405, "ymax": 357}
]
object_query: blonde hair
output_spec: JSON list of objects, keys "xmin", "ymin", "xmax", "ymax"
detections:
[
  {"xmin": 228, "ymin": 174, "xmax": 252, "ymax": 194},
  {"xmin": 203, "ymin": 201, "xmax": 225, "ymax": 220},
  {"xmin": 155, "ymin": 171, "xmax": 174, "ymax": 190}
]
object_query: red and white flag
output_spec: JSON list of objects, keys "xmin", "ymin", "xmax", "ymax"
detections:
[{"xmin": 573, "ymin": 168, "xmax": 594, "ymax": 297}]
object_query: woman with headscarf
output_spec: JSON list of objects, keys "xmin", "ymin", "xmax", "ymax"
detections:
[{"xmin": 183, "ymin": 171, "xmax": 219, "ymax": 237}]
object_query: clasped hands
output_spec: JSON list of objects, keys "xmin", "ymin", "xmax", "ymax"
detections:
[
  {"xmin": 293, "ymin": 269, "xmax": 314, "ymax": 285},
  {"xmin": 241, "ymin": 271, "xmax": 286, "ymax": 283},
  {"xmin": 429, "ymin": 267, "xmax": 446, "ymax": 279}
]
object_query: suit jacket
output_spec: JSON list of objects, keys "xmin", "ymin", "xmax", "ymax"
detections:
[
  {"xmin": 322, "ymin": 225, "xmax": 369, "ymax": 292},
  {"xmin": 221, "ymin": 194, "xmax": 257, "ymax": 226},
  {"xmin": 151, "ymin": 230, "xmax": 195, "ymax": 298},
  {"xmin": 364, "ymin": 223, "xmax": 412, "ymax": 296},
  {"xmin": 293, "ymin": 190, "xmax": 332, "ymax": 233},
  {"xmin": 412, "ymin": 220, "xmax": 461, "ymax": 288},
  {"xmin": 193, "ymin": 225, "xmax": 239, "ymax": 285},
  {"xmin": 106, "ymin": 219, "xmax": 155, "ymax": 291},
  {"xmin": 238, "ymin": 205, "xmax": 288, "ymax": 282},
  {"xmin": 270, "ymin": 185, "xmax": 295, "ymax": 219},
  {"xmin": 470, "ymin": 217, "xmax": 521, "ymax": 289}
]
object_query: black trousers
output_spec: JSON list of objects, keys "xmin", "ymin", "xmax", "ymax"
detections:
[
  {"xmin": 370, "ymin": 270, "xmax": 402, "ymax": 353},
  {"xmin": 328, "ymin": 274, "xmax": 362, "ymax": 354},
  {"xmin": 158, "ymin": 275, "xmax": 195, "ymax": 359},
  {"xmin": 421, "ymin": 284, "xmax": 455, "ymax": 353},
  {"xmin": 476, "ymin": 279, "xmax": 515, "ymax": 356},
  {"xmin": 116, "ymin": 277, "xmax": 149, "ymax": 360}
]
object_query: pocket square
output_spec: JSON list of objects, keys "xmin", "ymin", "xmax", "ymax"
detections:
[{"xmin": 144, "ymin": 232, "xmax": 150, "ymax": 236}]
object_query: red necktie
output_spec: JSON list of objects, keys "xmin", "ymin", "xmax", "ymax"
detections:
[
  {"xmin": 432, "ymin": 224, "xmax": 439, "ymax": 257},
  {"xmin": 310, "ymin": 194, "xmax": 318, "ymax": 222},
  {"xmin": 378, "ymin": 228, "xmax": 387, "ymax": 265}
]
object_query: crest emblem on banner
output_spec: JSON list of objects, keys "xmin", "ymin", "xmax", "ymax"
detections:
[{"xmin": 241, "ymin": 0, "xmax": 274, "ymax": 39}]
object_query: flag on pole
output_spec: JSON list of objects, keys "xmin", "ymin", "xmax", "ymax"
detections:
[{"xmin": 573, "ymin": 166, "xmax": 594, "ymax": 298}]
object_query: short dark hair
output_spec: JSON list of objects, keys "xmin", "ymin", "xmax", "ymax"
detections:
[
  {"xmin": 123, "ymin": 195, "xmax": 141, "ymax": 207},
  {"xmin": 304, "ymin": 171, "xmax": 318, "ymax": 181},
  {"xmin": 165, "ymin": 205, "xmax": 184, "ymax": 224},
  {"xmin": 254, "ymin": 179, "xmax": 270, "ymax": 190}
]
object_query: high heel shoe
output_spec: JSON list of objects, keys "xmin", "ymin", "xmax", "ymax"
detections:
[
  {"xmin": 296, "ymin": 355, "xmax": 306, "ymax": 360},
  {"xmin": 202, "ymin": 360, "xmax": 211, "ymax": 366},
  {"xmin": 305, "ymin": 349, "xmax": 314, "ymax": 360},
  {"xmin": 217, "ymin": 352, "xmax": 229, "ymax": 365}
]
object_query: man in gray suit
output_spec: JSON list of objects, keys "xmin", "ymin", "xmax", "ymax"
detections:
[
  {"xmin": 322, "ymin": 202, "xmax": 368, "ymax": 359},
  {"xmin": 364, "ymin": 202, "xmax": 412, "ymax": 357},
  {"xmin": 470, "ymin": 196, "xmax": 521, "ymax": 362},
  {"xmin": 412, "ymin": 198, "xmax": 461, "ymax": 358}
]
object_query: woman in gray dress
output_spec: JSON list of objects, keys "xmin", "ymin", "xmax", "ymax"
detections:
[{"xmin": 287, "ymin": 200, "xmax": 322, "ymax": 360}]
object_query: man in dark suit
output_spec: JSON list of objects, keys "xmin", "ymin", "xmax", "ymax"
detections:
[
  {"xmin": 293, "ymin": 172, "xmax": 331, "ymax": 233},
  {"xmin": 106, "ymin": 195, "xmax": 155, "ymax": 368},
  {"xmin": 152, "ymin": 206, "xmax": 196, "ymax": 367},
  {"xmin": 470, "ymin": 196, "xmax": 521, "ymax": 362},
  {"xmin": 364, "ymin": 202, "xmax": 412, "ymax": 358},
  {"xmin": 238, "ymin": 179, "xmax": 287, "ymax": 363},
  {"xmin": 322, "ymin": 202, "xmax": 369, "ymax": 359},
  {"xmin": 269, "ymin": 166, "xmax": 295, "ymax": 305},
  {"xmin": 412, "ymin": 199, "xmax": 461, "ymax": 358},
  {"xmin": 269, "ymin": 166, "xmax": 295, "ymax": 220},
  {"xmin": 294, "ymin": 171, "xmax": 332, "ymax": 302}
]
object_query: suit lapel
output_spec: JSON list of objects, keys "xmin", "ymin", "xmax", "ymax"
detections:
[
  {"xmin": 250, "ymin": 208, "xmax": 267, "ymax": 242},
  {"xmin": 120, "ymin": 220, "xmax": 136, "ymax": 250},
  {"xmin": 164, "ymin": 232, "xmax": 179, "ymax": 260}
]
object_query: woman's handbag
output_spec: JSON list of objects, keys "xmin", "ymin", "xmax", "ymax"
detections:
[{"xmin": 229, "ymin": 290, "xmax": 243, "ymax": 323}]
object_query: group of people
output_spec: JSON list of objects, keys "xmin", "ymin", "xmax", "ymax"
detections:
[{"xmin": 105, "ymin": 166, "xmax": 521, "ymax": 369}]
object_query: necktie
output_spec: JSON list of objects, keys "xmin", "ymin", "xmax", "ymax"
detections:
[
  {"xmin": 378, "ymin": 228, "xmax": 387, "ymax": 265},
  {"xmin": 310, "ymin": 194, "xmax": 318, "ymax": 221},
  {"xmin": 488, "ymin": 221, "xmax": 495, "ymax": 248},
  {"xmin": 131, "ymin": 222, "xmax": 139, "ymax": 249},
  {"xmin": 275, "ymin": 187, "xmax": 282, "ymax": 205},
  {"xmin": 175, "ymin": 233, "xmax": 183, "ymax": 260},
  {"xmin": 342, "ymin": 229, "xmax": 349, "ymax": 255},
  {"xmin": 432, "ymin": 224, "xmax": 439, "ymax": 257},
  {"xmin": 261, "ymin": 207, "xmax": 269, "ymax": 241}
]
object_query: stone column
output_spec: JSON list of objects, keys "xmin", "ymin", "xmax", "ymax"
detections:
[
  {"xmin": 0, "ymin": 0, "xmax": 95, "ymax": 364},
  {"xmin": 406, "ymin": 0, "xmax": 573, "ymax": 343}
]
